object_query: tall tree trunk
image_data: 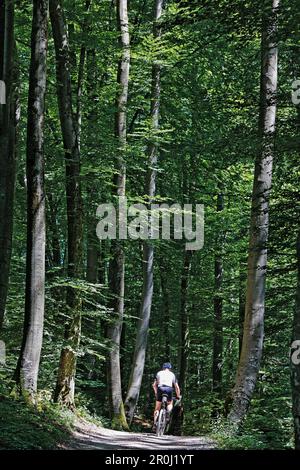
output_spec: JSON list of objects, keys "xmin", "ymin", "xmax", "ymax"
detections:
[
  {"xmin": 106, "ymin": 0, "xmax": 130, "ymax": 430},
  {"xmin": 50, "ymin": 0, "xmax": 83, "ymax": 408},
  {"xmin": 291, "ymin": 231, "xmax": 300, "ymax": 449},
  {"xmin": 228, "ymin": 0, "xmax": 279, "ymax": 425},
  {"xmin": 85, "ymin": 225, "xmax": 99, "ymax": 380},
  {"xmin": 238, "ymin": 260, "xmax": 246, "ymax": 358},
  {"xmin": 47, "ymin": 192, "xmax": 61, "ymax": 267},
  {"xmin": 179, "ymin": 250, "xmax": 192, "ymax": 397},
  {"xmin": 84, "ymin": 45, "xmax": 103, "ymax": 382},
  {"xmin": 291, "ymin": 52, "xmax": 300, "ymax": 449},
  {"xmin": 14, "ymin": 0, "xmax": 48, "ymax": 397},
  {"xmin": 75, "ymin": 0, "xmax": 91, "ymax": 145},
  {"xmin": 0, "ymin": 1, "xmax": 4, "ymax": 75},
  {"xmin": 85, "ymin": 45, "xmax": 99, "ymax": 286},
  {"xmin": 87, "ymin": 232, "xmax": 99, "ymax": 284},
  {"xmin": 124, "ymin": 240, "xmax": 154, "ymax": 423},
  {"xmin": 0, "ymin": 0, "xmax": 19, "ymax": 331},
  {"xmin": 212, "ymin": 192, "xmax": 224, "ymax": 396},
  {"xmin": 124, "ymin": 0, "xmax": 163, "ymax": 425},
  {"xmin": 160, "ymin": 269, "xmax": 170, "ymax": 359}
]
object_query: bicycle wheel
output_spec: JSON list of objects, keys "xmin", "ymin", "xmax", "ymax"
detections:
[{"xmin": 156, "ymin": 408, "xmax": 167, "ymax": 436}]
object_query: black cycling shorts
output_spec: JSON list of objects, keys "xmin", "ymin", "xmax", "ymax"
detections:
[{"xmin": 157, "ymin": 386, "xmax": 173, "ymax": 402}]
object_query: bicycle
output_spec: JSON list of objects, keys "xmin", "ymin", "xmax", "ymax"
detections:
[{"xmin": 156, "ymin": 393, "xmax": 170, "ymax": 437}]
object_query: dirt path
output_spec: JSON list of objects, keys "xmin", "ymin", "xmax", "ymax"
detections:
[{"xmin": 64, "ymin": 419, "xmax": 217, "ymax": 450}]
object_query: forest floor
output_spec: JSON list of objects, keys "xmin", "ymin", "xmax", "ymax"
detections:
[{"xmin": 62, "ymin": 418, "xmax": 217, "ymax": 450}]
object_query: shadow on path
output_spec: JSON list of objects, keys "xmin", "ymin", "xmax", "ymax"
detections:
[{"xmin": 64, "ymin": 419, "xmax": 217, "ymax": 450}]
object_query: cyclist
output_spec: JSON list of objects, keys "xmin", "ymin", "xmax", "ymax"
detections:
[{"xmin": 152, "ymin": 362, "xmax": 181, "ymax": 432}]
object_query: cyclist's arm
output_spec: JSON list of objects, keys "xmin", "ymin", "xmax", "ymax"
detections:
[{"xmin": 174, "ymin": 382, "xmax": 181, "ymax": 399}]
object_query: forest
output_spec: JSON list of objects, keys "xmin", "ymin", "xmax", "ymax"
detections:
[{"xmin": 0, "ymin": 0, "xmax": 300, "ymax": 452}]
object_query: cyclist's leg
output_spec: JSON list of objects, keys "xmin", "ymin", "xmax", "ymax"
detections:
[
  {"xmin": 165, "ymin": 400, "xmax": 173, "ymax": 423},
  {"xmin": 165, "ymin": 387, "xmax": 173, "ymax": 423},
  {"xmin": 154, "ymin": 387, "xmax": 163, "ymax": 421},
  {"xmin": 167, "ymin": 400, "xmax": 173, "ymax": 413},
  {"xmin": 153, "ymin": 397, "xmax": 162, "ymax": 431},
  {"xmin": 154, "ymin": 401, "xmax": 161, "ymax": 423}
]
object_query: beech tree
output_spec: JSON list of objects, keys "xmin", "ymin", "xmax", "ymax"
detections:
[
  {"xmin": 212, "ymin": 192, "xmax": 224, "ymax": 397},
  {"xmin": 0, "ymin": 0, "xmax": 19, "ymax": 330},
  {"xmin": 179, "ymin": 250, "xmax": 192, "ymax": 398},
  {"xmin": 15, "ymin": 0, "xmax": 48, "ymax": 397},
  {"xmin": 291, "ymin": 231, "xmax": 300, "ymax": 449},
  {"xmin": 228, "ymin": 0, "xmax": 280, "ymax": 425},
  {"xmin": 50, "ymin": 0, "xmax": 83, "ymax": 407},
  {"xmin": 290, "ymin": 47, "xmax": 300, "ymax": 450},
  {"xmin": 106, "ymin": 0, "xmax": 130, "ymax": 429},
  {"xmin": 124, "ymin": 0, "xmax": 164, "ymax": 425}
]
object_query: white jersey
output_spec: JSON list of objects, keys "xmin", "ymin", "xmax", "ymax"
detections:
[{"xmin": 156, "ymin": 369, "xmax": 176, "ymax": 388}]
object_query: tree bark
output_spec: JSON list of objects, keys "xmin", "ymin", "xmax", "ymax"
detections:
[
  {"xmin": 75, "ymin": 0, "xmax": 91, "ymax": 146},
  {"xmin": 291, "ymin": 51, "xmax": 300, "ymax": 449},
  {"xmin": 239, "ymin": 260, "xmax": 246, "ymax": 358},
  {"xmin": 87, "ymin": 232, "xmax": 99, "ymax": 284},
  {"xmin": 14, "ymin": 0, "xmax": 48, "ymax": 397},
  {"xmin": 46, "ymin": 192, "xmax": 61, "ymax": 267},
  {"xmin": 124, "ymin": 241, "xmax": 154, "ymax": 423},
  {"xmin": 160, "ymin": 268, "xmax": 170, "ymax": 359},
  {"xmin": 228, "ymin": 0, "xmax": 279, "ymax": 425},
  {"xmin": 291, "ymin": 231, "xmax": 300, "ymax": 449},
  {"xmin": 106, "ymin": 0, "xmax": 130, "ymax": 430},
  {"xmin": 50, "ymin": 0, "xmax": 83, "ymax": 408},
  {"xmin": 124, "ymin": 0, "xmax": 163, "ymax": 425},
  {"xmin": 0, "ymin": 0, "xmax": 19, "ymax": 331},
  {"xmin": 85, "ymin": 224, "xmax": 99, "ymax": 380},
  {"xmin": 212, "ymin": 192, "xmax": 224, "ymax": 396},
  {"xmin": 179, "ymin": 250, "xmax": 192, "ymax": 397},
  {"xmin": 0, "ymin": 1, "xmax": 4, "ymax": 75}
]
